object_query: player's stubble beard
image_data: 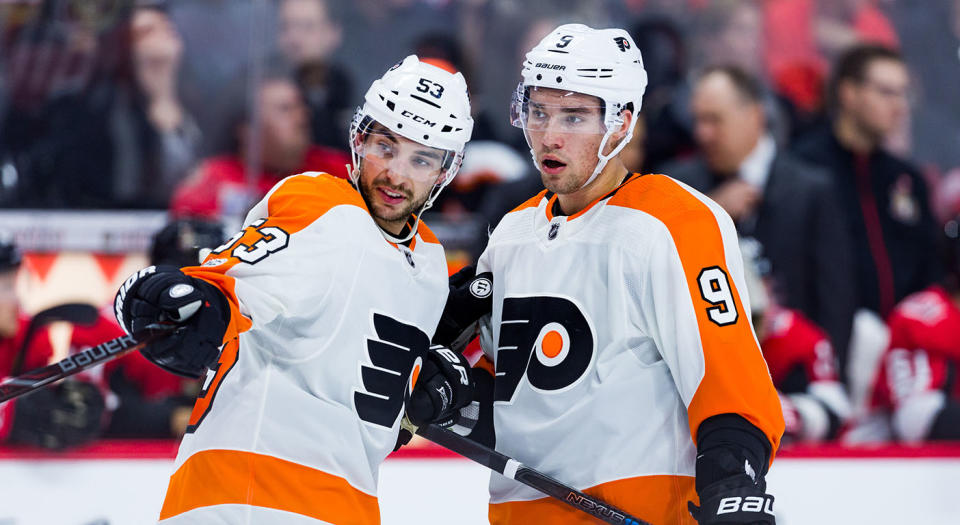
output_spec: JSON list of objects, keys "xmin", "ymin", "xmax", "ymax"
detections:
[
  {"xmin": 538, "ymin": 151, "xmax": 596, "ymax": 196},
  {"xmin": 358, "ymin": 168, "xmax": 430, "ymax": 232}
]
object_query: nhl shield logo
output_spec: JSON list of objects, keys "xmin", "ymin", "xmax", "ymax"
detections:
[{"xmin": 614, "ymin": 36, "xmax": 630, "ymax": 52}]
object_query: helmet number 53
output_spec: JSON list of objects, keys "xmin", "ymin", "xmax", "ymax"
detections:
[{"xmin": 416, "ymin": 78, "xmax": 444, "ymax": 99}]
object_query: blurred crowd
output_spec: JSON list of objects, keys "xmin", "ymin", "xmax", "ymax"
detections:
[{"xmin": 1, "ymin": 0, "xmax": 960, "ymax": 449}]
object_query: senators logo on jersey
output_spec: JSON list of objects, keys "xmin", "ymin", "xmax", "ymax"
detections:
[
  {"xmin": 354, "ymin": 312, "xmax": 430, "ymax": 428},
  {"xmin": 495, "ymin": 295, "xmax": 596, "ymax": 403}
]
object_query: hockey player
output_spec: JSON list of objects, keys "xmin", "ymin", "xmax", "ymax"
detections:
[
  {"xmin": 869, "ymin": 215, "xmax": 960, "ymax": 441},
  {"xmin": 114, "ymin": 56, "xmax": 475, "ymax": 523},
  {"xmin": 465, "ymin": 25, "xmax": 784, "ymax": 524}
]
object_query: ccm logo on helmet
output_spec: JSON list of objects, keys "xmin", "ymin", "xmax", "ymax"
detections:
[
  {"xmin": 535, "ymin": 63, "xmax": 566, "ymax": 71},
  {"xmin": 401, "ymin": 109, "xmax": 438, "ymax": 128}
]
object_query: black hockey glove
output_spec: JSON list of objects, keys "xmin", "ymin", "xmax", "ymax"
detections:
[
  {"xmin": 8, "ymin": 380, "xmax": 105, "ymax": 450},
  {"xmin": 394, "ymin": 351, "xmax": 488, "ymax": 452},
  {"xmin": 689, "ymin": 415, "xmax": 776, "ymax": 525},
  {"xmin": 432, "ymin": 266, "xmax": 493, "ymax": 348},
  {"xmin": 115, "ymin": 265, "xmax": 228, "ymax": 378},
  {"xmin": 406, "ymin": 344, "xmax": 475, "ymax": 427}
]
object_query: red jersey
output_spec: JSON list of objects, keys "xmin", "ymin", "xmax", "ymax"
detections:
[
  {"xmin": 0, "ymin": 316, "xmax": 54, "ymax": 377},
  {"xmin": 761, "ymin": 308, "xmax": 850, "ymax": 442},
  {"xmin": 871, "ymin": 286, "xmax": 960, "ymax": 412},
  {"xmin": 761, "ymin": 308, "xmax": 840, "ymax": 389},
  {"xmin": 169, "ymin": 145, "xmax": 350, "ymax": 219}
]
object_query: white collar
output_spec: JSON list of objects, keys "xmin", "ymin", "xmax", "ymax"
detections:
[{"xmin": 738, "ymin": 134, "xmax": 776, "ymax": 190}]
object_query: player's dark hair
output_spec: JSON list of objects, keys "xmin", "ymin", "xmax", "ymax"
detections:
[{"xmin": 827, "ymin": 44, "xmax": 903, "ymax": 115}]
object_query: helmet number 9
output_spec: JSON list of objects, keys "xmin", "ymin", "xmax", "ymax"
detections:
[
  {"xmin": 697, "ymin": 266, "xmax": 739, "ymax": 326},
  {"xmin": 417, "ymin": 78, "xmax": 445, "ymax": 99}
]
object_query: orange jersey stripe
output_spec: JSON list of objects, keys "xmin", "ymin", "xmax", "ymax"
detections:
[
  {"xmin": 543, "ymin": 174, "xmax": 643, "ymax": 222},
  {"xmin": 489, "ymin": 475, "xmax": 696, "ymax": 525},
  {"xmin": 183, "ymin": 173, "xmax": 366, "ymax": 343},
  {"xmin": 608, "ymin": 175, "xmax": 784, "ymax": 456},
  {"xmin": 159, "ymin": 448, "xmax": 379, "ymax": 524},
  {"xmin": 509, "ymin": 189, "xmax": 550, "ymax": 215},
  {"xmin": 417, "ymin": 220, "xmax": 441, "ymax": 245}
]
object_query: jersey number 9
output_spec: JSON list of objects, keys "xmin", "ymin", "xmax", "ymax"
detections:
[{"xmin": 697, "ymin": 266, "xmax": 739, "ymax": 326}]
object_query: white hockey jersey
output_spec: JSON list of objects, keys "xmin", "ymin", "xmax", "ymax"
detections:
[
  {"xmin": 476, "ymin": 174, "xmax": 783, "ymax": 525},
  {"xmin": 157, "ymin": 173, "xmax": 449, "ymax": 524}
]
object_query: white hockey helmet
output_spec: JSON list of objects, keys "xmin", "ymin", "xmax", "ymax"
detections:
[
  {"xmin": 511, "ymin": 24, "xmax": 647, "ymax": 188},
  {"xmin": 349, "ymin": 55, "xmax": 473, "ymax": 210}
]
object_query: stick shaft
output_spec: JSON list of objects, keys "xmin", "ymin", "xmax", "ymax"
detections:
[
  {"xmin": 0, "ymin": 328, "xmax": 168, "ymax": 403},
  {"xmin": 414, "ymin": 423, "xmax": 651, "ymax": 525}
]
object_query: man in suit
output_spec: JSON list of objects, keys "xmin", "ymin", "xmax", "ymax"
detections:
[{"xmin": 665, "ymin": 65, "xmax": 857, "ymax": 380}]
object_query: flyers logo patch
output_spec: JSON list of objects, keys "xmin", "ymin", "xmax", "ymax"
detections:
[
  {"xmin": 354, "ymin": 313, "xmax": 430, "ymax": 428},
  {"xmin": 494, "ymin": 295, "xmax": 595, "ymax": 403}
]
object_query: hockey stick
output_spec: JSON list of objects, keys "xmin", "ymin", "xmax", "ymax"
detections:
[
  {"xmin": 0, "ymin": 324, "xmax": 173, "ymax": 404},
  {"xmin": 402, "ymin": 418, "xmax": 651, "ymax": 525}
]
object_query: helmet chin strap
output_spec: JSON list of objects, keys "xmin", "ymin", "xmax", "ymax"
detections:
[
  {"xmin": 379, "ymin": 196, "xmax": 432, "ymax": 245},
  {"xmin": 577, "ymin": 118, "xmax": 634, "ymax": 191},
  {"xmin": 354, "ymin": 159, "xmax": 449, "ymax": 246}
]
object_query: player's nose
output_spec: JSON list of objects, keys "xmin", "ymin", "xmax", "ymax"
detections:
[{"xmin": 540, "ymin": 127, "xmax": 564, "ymax": 149}]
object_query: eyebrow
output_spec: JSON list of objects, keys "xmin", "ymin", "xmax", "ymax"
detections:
[
  {"xmin": 373, "ymin": 127, "xmax": 399, "ymax": 144},
  {"xmin": 414, "ymin": 149, "xmax": 443, "ymax": 160},
  {"xmin": 529, "ymin": 101, "xmax": 596, "ymax": 114},
  {"xmin": 372, "ymin": 124, "xmax": 444, "ymax": 159}
]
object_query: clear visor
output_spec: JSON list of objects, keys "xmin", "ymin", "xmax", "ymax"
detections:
[
  {"xmin": 353, "ymin": 121, "xmax": 456, "ymax": 183},
  {"xmin": 509, "ymin": 84, "xmax": 608, "ymax": 135}
]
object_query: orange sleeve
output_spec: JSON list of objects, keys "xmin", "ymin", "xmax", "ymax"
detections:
[
  {"xmin": 182, "ymin": 173, "xmax": 364, "ymax": 344},
  {"xmin": 612, "ymin": 176, "xmax": 784, "ymax": 459}
]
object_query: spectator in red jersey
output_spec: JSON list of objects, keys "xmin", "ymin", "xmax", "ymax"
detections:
[
  {"xmin": 0, "ymin": 239, "xmax": 106, "ymax": 449},
  {"xmin": 169, "ymin": 70, "xmax": 350, "ymax": 221},
  {"xmin": 741, "ymin": 239, "xmax": 852, "ymax": 444},
  {"xmin": 869, "ymin": 215, "xmax": 960, "ymax": 442},
  {"xmin": 103, "ymin": 219, "xmax": 226, "ymax": 439}
]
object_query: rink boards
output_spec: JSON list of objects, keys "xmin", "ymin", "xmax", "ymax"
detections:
[{"xmin": 0, "ymin": 441, "xmax": 957, "ymax": 525}]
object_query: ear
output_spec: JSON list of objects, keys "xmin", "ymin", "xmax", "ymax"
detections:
[{"xmin": 603, "ymin": 108, "xmax": 635, "ymax": 156}]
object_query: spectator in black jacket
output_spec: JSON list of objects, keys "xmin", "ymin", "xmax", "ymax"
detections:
[
  {"xmin": 794, "ymin": 44, "xmax": 941, "ymax": 318},
  {"xmin": 665, "ymin": 66, "xmax": 857, "ymax": 376}
]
